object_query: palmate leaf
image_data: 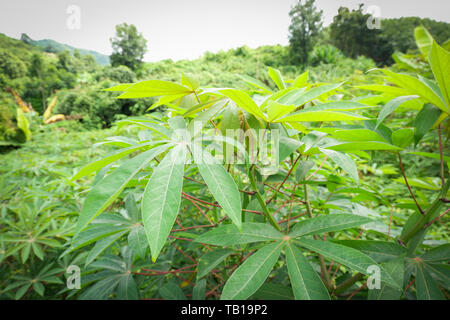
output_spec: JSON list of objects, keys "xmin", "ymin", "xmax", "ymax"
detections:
[
  {"xmin": 221, "ymin": 241, "xmax": 284, "ymax": 300},
  {"xmin": 197, "ymin": 248, "xmax": 233, "ymax": 279},
  {"xmin": 429, "ymin": 40, "xmax": 450, "ymax": 111},
  {"xmin": 415, "ymin": 262, "xmax": 445, "ymax": 300},
  {"xmin": 85, "ymin": 230, "xmax": 128, "ymax": 266},
  {"xmin": 333, "ymin": 240, "xmax": 406, "ymax": 263},
  {"xmin": 276, "ymin": 110, "xmax": 369, "ymax": 123},
  {"xmin": 320, "ymin": 149, "xmax": 359, "ymax": 183},
  {"xmin": 283, "ymin": 82, "xmax": 344, "ymax": 107},
  {"xmin": 71, "ymin": 142, "xmax": 155, "ymax": 181},
  {"xmin": 252, "ymin": 283, "xmax": 294, "ymax": 300},
  {"xmin": 288, "ymin": 214, "xmax": 372, "ymax": 238},
  {"xmin": 285, "ymin": 242, "xmax": 330, "ymax": 300},
  {"xmin": 420, "ymin": 244, "xmax": 450, "ymax": 263},
  {"xmin": 74, "ymin": 145, "xmax": 170, "ymax": 237},
  {"xmin": 415, "ymin": 26, "xmax": 433, "ymax": 59},
  {"xmin": 194, "ymin": 223, "xmax": 284, "ymax": 246},
  {"xmin": 380, "ymin": 69, "xmax": 448, "ymax": 113},
  {"xmin": 413, "ymin": 104, "xmax": 442, "ymax": 145},
  {"xmin": 368, "ymin": 256, "xmax": 404, "ymax": 300},
  {"xmin": 219, "ymin": 89, "xmax": 266, "ymax": 120},
  {"xmin": 268, "ymin": 67, "xmax": 286, "ymax": 90},
  {"xmin": 193, "ymin": 145, "xmax": 242, "ymax": 229},
  {"xmin": 128, "ymin": 224, "xmax": 148, "ymax": 258},
  {"xmin": 114, "ymin": 80, "xmax": 192, "ymax": 99},
  {"xmin": 142, "ymin": 144, "xmax": 187, "ymax": 262},
  {"xmin": 295, "ymin": 239, "xmax": 402, "ymax": 290},
  {"xmin": 376, "ymin": 95, "xmax": 419, "ymax": 128},
  {"xmin": 326, "ymin": 141, "xmax": 401, "ymax": 152}
]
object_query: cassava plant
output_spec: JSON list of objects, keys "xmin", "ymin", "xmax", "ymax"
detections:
[{"xmin": 64, "ymin": 38, "xmax": 449, "ymax": 300}]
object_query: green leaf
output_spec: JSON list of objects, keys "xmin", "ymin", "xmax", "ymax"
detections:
[
  {"xmin": 116, "ymin": 273, "xmax": 139, "ymax": 300},
  {"xmin": 356, "ymin": 84, "xmax": 411, "ymax": 96},
  {"xmin": 181, "ymin": 73, "xmax": 199, "ymax": 91},
  {"xmin": 326, "ymin": 128, "xmax": 386, "ymax": 142},
  {"xmin": 415, "ymin": 26, "xmax": 434, "ymax": 59},
  {"xmin": 392, "ymin": 128, "xmax": 414, "ymax": 148},
  {"xmin": 278, "ymin": 136, "xmax": 302, "ymax": 163},
  {"xmin": 31, "ymin": 242, "xmax": 44, "ymax": 260},
  {"xmin": 252, "ymin": 283, "xmax": 294, "ymax": 300},
  {"xmin": 381, "ymin": 69, "xmax": 447, "ymax": 113},
  {"xmin": 238, "ymin": 74, "xmax": 272, "ymax": 94},
  {"xmin": 415, "ymin": 262, "xmax": 445, "ymax": 300},
  {"xmin": 193, "ymin": 279, "xmax": 206, "ymax": 300},
  {"xmin": 197, "ymin": 248, "xmax": 233, "ymax": 279},
  {"xmin": 421, "ymin": 244, "xmax": 450, "ymax": 263},
  {"xmin": 193, "ymin": 146, "xmax": 242, "ymax": 229},
  {"xmin": 333, "ymin": 240, "xmax": 406, "ymax": 263},
  {"xmin": 277, "ymin": 110, "xmax": 369, "ymax": 123},
  {"xmin": 326, "ymin": 141, "xmax": 401, "ymax": 151},
  {"xmin": 285, "ymin": 83, "xmax": 344, "ymax": 107},
  {"xmin": 15, "ymin": 283, "xmax": 31, "ymax": 300},
  {"xmin": 74, "ymin": 145, "xmax": 169, "ymax": 237},
  {"xmin": 368, "ymin": 256, "xmax": 404, "ymax": 300},
  {"xmin": 267, "ymin": 101, "xmax": 296, "ymax": 122},
  {"xmin": 219, "ymin": 89, "xmax": 265, "ymax": 119},
  {"xmin": 221, "ymin": 241, "xmax": 284, "ymax": 300},
  {"xmin": 78, "ymin": 275, "xmax": 122, "ymax": 300},
  {"xmin": 195, "ymin": 223, "xmax": 284, "ymax": 246},
  {"xmin": 320, "ymin": 149, "xmax": 359, "ymax": 183},
  {"xmin": 285, "ymin": 243, "xmax": 330, "ymax": 300},
  {"xmin": 289, "ymin": 214, "xmax": 372, "ymax": 238},
  {"xmin": 32, "ymin": 282, "xmax": 45, "ymax": 297},
  {"xmin": 414, "ymin": 104, "xmax": 442, "ymax": 145},
  {"xmin": 116, "ymin": 80, "xmax": 192, "ymax": 99},
  {"xmin": 159, "ymin": 281, "xmax": 186, "ymax": 300},
  {"xmin": 293, "ymin": 71, "xmax": 308, "ymax": 88},
  {"xmin": 295, "ymin": 239, "xmax": 401, "ymax": 289},
  {"xmin": 188, "ymin": 100, "xmax": 227, "ymax": 137},
  {"xmin": 376, "ymin": 95, "xmax": 418, "ymax": 128},
  {"xmin": 408, "ymin": 151, "xmax": 450, "ymax": 163},
  {"xmin": 429, "ymin": 40, "xmax": 450, "ymax": 110},
  {"xmin": 142, "ymin": 144, "xmax": 187, "ymax": 262},
  {"xmin": 103, "ymin": 83, "xmax": 133, "ymax": 92},
  {"xmin": 268, "ymin": 67, "xmax": 286, "ymax": 90},
  {"xmin": 304, "ymin": 101, "xmax": 375, "ymax": 112},
  {"xmin": 128, "ymin": 225, "xmax": 148, "ymax": 258},
  {"xmin": 71, "ymin": 142, "xmax": 155, "ymax": 181},
  {"xmin": 295, "ymin": 160, "xmax": 315, "ymax": 181},
  {"xmin": 85, "ymin": 230, "xmax": 127, "ymax": 266}
]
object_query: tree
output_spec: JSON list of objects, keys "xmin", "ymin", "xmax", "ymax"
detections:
[
  {"xmin": 288, "ymin": 0, "xmax": 323, "ymax": 65},
  {"xmin": 110, "ymin": 23, "xmax": 148, "ymax": 71},
  {"xmin": 329, "ymin": 5, "xmax": 393, "ymax": 65}
]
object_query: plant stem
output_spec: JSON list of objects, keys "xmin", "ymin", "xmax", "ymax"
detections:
[
  {"xmin": 397, "ymin": 152, "xmax": 424, "ymax": 214},
  {"xmin": 304, "ymin": 183, "xmax": 334, "ymax": 291},
  {"xmin": 333, "ymin": 273, "xmax": 364, "ymax": 295},
  {"xmin": 438, "ymin": 124, "xmax": 445, "ymax": 187},
  {"xmin": 249, "ymin": 165, "xmax": 281, "ymax": 231},
  {"xmin": 266, "ymin": 153, "xmax": 301, "ymax": 205},
  {"xmin": 399, "ymin": 179, "xmax": 450, "ymax": 244}
]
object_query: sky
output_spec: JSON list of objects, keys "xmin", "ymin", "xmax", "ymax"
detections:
[{"xmin": 0, "ymin": 0, "xmax": 449, "ymax": 62}]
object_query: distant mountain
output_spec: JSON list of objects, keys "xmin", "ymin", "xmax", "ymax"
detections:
[{"xmin": 20, "ymin": 33, "xmax": 110, "ymax": 65}]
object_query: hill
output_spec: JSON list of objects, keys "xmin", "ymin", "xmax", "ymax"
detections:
[{"xmin": 20, "ymin": 33, "xmax": 110, "ymax": 65}]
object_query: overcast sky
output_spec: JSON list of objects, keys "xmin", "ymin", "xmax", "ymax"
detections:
[{"xmin": 0, "ymin": 0, "xmax": 449, "ymax": 62}]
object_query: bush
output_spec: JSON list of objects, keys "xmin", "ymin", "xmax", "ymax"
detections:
[
  {"xmin": 54, "ymin": 81, "xmax": 153, "ymax": 129},
  {"xmin": 309, "ymin": 45, "xmax": 343, "ymax": 66}
]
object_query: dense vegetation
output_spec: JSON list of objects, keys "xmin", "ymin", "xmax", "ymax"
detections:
[{"xmin": 0, "ymin": 2, "xmax": 449, "ymax": 301}]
